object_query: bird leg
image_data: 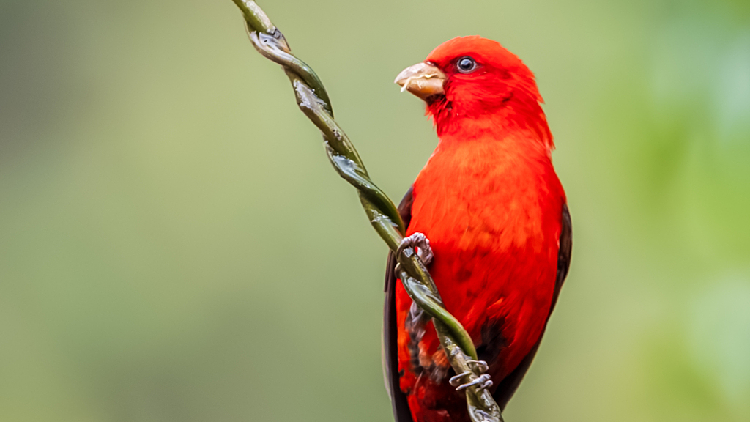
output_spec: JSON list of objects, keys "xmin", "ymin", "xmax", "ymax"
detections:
[
  {"xmin": 449, "ymin": 360, "xmax": 493, "ymax": 391},
  {"xmin": 397, "ymin": 232, "xmax": 434, "ymax": 266},
  {"xmin": 405, "ymin": 301, "xmax": 430, "ymax": 373},
  {"xmin": 398, "ymin": 232, "xmax": 492, "ymax": 391}
]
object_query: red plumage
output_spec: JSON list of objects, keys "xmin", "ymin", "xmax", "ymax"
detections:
[{"xmin": 384, "ymin": 36, "xmax": 571, "ymax": 422}]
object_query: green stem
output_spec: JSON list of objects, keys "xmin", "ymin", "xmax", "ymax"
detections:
[{"xmin": 229, "ymin": 2, "xmax": 503, "ymax": 421}]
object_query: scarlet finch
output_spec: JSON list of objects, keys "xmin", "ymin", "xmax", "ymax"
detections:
[{"xmin": 384, "ymin": 36, "xmax": 572, "ymax": 422}]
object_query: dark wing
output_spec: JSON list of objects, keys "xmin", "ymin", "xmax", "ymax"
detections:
[
  {"xmin": 492, "ymin": 203, "xmax": 572, "ymax": 409},
  {"xmin": 384, "ymin": 187, "xmax": 415, "ymax": 422}
]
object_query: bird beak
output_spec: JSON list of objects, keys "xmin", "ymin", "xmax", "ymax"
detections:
[{"xmin": 394, "ymin": 62, "xmax": 446, "ymax": 100}]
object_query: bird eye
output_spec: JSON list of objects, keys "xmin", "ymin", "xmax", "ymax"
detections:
[{"xmin": 456, "ymin": 56, "xmax": 478, "ymax": 74}]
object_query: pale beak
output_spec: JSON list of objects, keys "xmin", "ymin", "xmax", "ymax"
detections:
[{"xmin": 394, "ymin": 62, "xmax": 446, "ymax": 100}]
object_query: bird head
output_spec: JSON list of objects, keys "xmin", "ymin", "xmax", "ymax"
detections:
[{"xmin": 395, "ymin": 36, "xmax": 551, "ymax": 145}]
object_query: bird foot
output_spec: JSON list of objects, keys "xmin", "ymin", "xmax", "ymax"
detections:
[
  {"xmin": 449, "ymin": 360, "xmax": 493, "ymax": 391},
  {"xmin": 397, "ymin": 232, "xmax": 434, "ymax": 266}
]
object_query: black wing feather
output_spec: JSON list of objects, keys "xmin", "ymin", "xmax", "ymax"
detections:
[{"xmin": 384, "ymin": 187, "xmax": 415, "ymax": 422}]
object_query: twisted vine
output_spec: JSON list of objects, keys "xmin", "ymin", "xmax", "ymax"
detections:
[{"xmin": 229, "ymin": 2, "xmax": 504, "ymax": 421}]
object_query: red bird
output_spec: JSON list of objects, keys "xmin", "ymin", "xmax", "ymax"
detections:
[{"xmin": 384, "ymin": 36, "xmax": 572, "ymax": 422}]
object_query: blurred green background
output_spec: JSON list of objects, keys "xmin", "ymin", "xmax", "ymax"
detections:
[{"xmin": 1, "ymin": 0, "xmax": 749, "ymax": 421}]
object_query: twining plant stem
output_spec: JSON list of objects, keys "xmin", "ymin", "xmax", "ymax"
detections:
[{"xmin": 228, "ymin": 2, "xmax": 504, "ymax": 421}]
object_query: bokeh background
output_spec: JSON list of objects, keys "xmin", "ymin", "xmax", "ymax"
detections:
[{"xmin": 1, "ymin": 0, "xmax": 749, "ymax": 421}]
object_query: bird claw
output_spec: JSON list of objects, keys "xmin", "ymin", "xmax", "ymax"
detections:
[
  {"xmin": 449, "ymin": 360, "xmax": 493, "ymax": 391},
  {"xmin": 450, "ymin": 373, "xmax": 493, "ymax": 391},
  {"xmin": 466, "ymin": 359, "xmax": 489, "ymax": 374},
  {"xmin": 397, "ymin": 232, "xmax": 434, "ymax": 266}
]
